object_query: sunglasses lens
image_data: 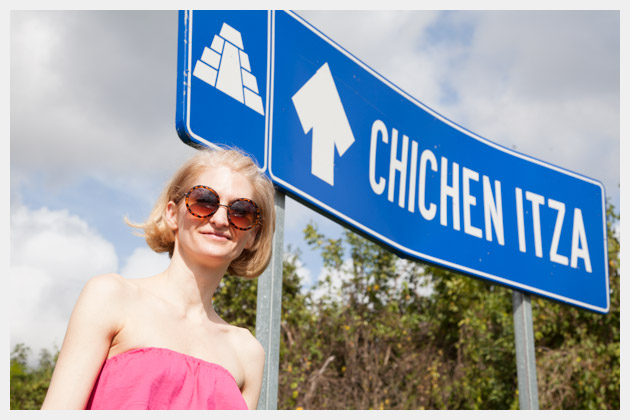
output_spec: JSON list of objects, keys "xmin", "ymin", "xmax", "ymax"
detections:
[
  {"xmin": 187, "ymin": 187, "xmax": 220, "ymax": 217},
  {"xmin": 228, "ymin": 199, "xmax": 258, "ymax": 229},
  {"xmin": 185, "ymin": 186, "xmax": 259, "ymax": 229}
]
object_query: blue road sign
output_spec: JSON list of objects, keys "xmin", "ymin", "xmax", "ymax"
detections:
[
  {"xmin": 177, "ymin": 11, "xmax": 610, "ymax": 313},
  {"xmin": 176, "ymin": 10, "xmax": 270, "ymax": 170}
]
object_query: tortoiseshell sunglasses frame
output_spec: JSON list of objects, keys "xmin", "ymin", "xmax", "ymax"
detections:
[{"xmin": 182, "ymin": 185, "xmax": 262, "ymax": 231}]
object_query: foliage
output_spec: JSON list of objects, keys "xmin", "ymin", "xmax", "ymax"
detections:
[
  {"xmin": 275, "ymin": 203, "xmax": 620, "ymax": 409},
  {"xmin": 533, "ymin": 204, "xmax": 620, "ymax": 409},
  {"xmin": 213, "ymin": 272, "xmax": 259, "ymax": 332},
  {"xmin": 10, "ymin": 344, "xmax": 57, "ymax": 410},
  {"xmin": 10, "ymin": 206, "xmax": 620, "ymax": 410},
  {"xmin": 279, "ymin": 225, "xmax": 522, "ymax": 409}
]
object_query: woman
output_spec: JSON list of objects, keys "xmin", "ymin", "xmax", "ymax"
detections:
[{"xmin": 41, "ymin": 147, "xmax": 276, "ymax": 410}]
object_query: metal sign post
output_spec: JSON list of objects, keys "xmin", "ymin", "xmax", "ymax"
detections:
[
  {"xmin": 512, "ymin": 290, "xmax": 539, "ymax": 409},
  {"xmin": 255, "ymin": 190, "xmax": 285, "ymax": 410}
]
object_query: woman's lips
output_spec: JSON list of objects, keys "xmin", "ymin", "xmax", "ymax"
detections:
[{"xmin": 200, "ymin": 230, "xmax": 230, "ymax": 240}]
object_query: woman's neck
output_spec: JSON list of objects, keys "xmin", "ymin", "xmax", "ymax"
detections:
[{"xmin": 157, "ymin": 249, "xmax": 229, "ymax": 324}]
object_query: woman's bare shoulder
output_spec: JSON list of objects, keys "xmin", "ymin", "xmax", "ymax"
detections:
[
  {"xmin": 229, "ymin": 326, "xmax": 265, "ymax": 361},
  {"xmin": 83, "ymin": 273, "xmax": 133, "ymax": 295},
  {"xmin": 78, "ymin": 273, "xmax": 141, "ymax": 309}
]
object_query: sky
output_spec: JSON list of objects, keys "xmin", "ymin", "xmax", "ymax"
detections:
[{"xmin": 8, "ymin": 7, "xmax": 622, "ymax": 366}]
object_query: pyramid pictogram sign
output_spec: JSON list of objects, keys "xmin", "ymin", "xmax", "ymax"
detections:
[{"xmin": 193, "ymin": 22, "xmax": 265, "ymax": 116}]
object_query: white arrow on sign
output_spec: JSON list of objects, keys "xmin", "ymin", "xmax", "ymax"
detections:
[{"xmin": 291, "ymin": 62, "xmax": 356, "ymax": 186}]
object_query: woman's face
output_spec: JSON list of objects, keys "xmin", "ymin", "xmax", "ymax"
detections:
[{"xmin": 167, "ymin": 165, "xmax": 259, "ymax": 269}]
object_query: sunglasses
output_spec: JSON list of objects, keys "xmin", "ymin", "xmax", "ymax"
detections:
[{"xmin": 182, "ymin": 185, "xmax": 262, "ymax": 231}]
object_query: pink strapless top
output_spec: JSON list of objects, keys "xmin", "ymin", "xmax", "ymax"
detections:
[{"xmin": 86, "ymin": 347, "xmax": 248, "ymax": 410}]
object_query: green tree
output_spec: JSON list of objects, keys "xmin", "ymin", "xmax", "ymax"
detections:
[
  {"xmin": 419, "ymin": 265, "xmax": 518, "ymax": 408},
  {"xmin": 280, "ymin": 202, "xmax": 620, "ymax": 409},
  {"xmin": 213, "ymin": 272, "xmax": 259, "ymax": 332},
  {"xmin": 10, "ymin": 344, "xmax": 57, "ymax": 410},
  {"xmin": 278, "ymin": 224, "xmax": 436, "ymax": 409},
  {"xmin": 533, "ymin": 204, "xmax": 620, "ymax": 409}
]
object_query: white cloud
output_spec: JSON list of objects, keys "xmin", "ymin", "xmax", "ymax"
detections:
[
  {"xmin": 299, "ymin": 10, "xmax": 619, "ymax": 208},
  {"xmin": 429, "ymin": 12, "xmax": 618, "ymax": 202},
  {"xmin": 309, "ymin": 258, "xmax": 353, "ymax": 303},
  {"xmin": 308, "ymin": 257, "xmax": 433, "ymax": 304},
  {"xmin": 287, "ymin": 253, "xmax": 312, "ymax": 291},
  {"xmin": 395, "ymin": 258, "xmax": 433, "ymax": 297},
  {"xmin": 10, "ymin": 11, "xmax": 194, "ymax": 190},
  {"xmin": 11, "ymin": 207, "xmax": 117, "ymax": 280},
  {"xmin": 10, "ymin": 206, "xmax": 118, "ymax": 365},
  {"xmin": 10, "ymin": 266, "xmax": 62, "ymax": 364},
  {"xmin": 120, "ymin": 246, "xmax": 171, "ymax": 279}
]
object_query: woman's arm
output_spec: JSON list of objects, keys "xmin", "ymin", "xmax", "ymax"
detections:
[
  {"xmin": 237, "ymin": 331, "xmax": 266, "ymax": 410},
  {"xmin": 41, "ymin": 274, "xmax": 125, "ymax": 409}
]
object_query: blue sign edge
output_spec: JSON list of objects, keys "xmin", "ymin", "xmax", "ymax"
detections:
[
  {"xmin": 175, "ymin": 11, "xmax": 199, "ymax": 149},
  {"xmin": 267, "ymin": 10, "xmax": 610, "ymax": 314},
  {"xmin": 174, "ymin": 10, "xmax": 271, "ymax": 172}
]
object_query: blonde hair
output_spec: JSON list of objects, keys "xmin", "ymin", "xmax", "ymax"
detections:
[{"xmin": 129, "ymin": 147, "xmax": 276, "ymax": 278}]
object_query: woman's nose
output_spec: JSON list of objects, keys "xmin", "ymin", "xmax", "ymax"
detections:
[{"xmin": 210, "ymin": 204, "xmax": 231, "ymax": 227}]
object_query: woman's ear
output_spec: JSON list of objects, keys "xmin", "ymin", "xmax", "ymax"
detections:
[{"xmin": 165, "ymin": 201, "xmax": 179, "ymax": 232}]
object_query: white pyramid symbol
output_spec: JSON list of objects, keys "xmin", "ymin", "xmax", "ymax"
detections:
[{"xmin": 192, "ymin": 23, "xmax": 265, "ymax": 116}]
